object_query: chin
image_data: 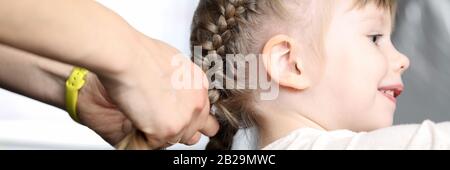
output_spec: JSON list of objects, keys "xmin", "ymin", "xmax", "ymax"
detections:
[{"xmin": 366, "ymin": 103, "xmax": 396, "ymax": 130}]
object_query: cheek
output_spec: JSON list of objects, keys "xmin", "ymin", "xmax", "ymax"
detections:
[
  {"xmin": 329, "ymin": 51, "xmax": 385, "ymax": 102},
  {"xmin": 323, "ymin": 43, "xmax": 388, "ymax": 116},
  {"xmin": 332, "ymin": 61, "xmax": 375, "ymax": 111}
]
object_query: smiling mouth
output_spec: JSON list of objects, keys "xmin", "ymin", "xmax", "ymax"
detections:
[{"xmin": 378, "ymin": 85, "xmax": 404, "ymax": 103}]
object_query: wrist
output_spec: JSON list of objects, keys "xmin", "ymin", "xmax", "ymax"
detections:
[
  {"xmin": 97, "ymin": 35, "xmax": 164, "ymax": 89},
  {"xmin": 36, "ymin": 58, "xmax": 73, "ymax": 110}
]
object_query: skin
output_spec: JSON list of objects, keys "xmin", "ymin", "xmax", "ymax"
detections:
[{"xmin": 256, "ymin": 0, "xmax": 410, "ymax": 148}]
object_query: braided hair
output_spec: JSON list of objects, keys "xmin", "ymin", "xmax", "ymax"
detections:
[{"xmin": 191, "ymin": 0, "xmax": 284, "ymax": 150}]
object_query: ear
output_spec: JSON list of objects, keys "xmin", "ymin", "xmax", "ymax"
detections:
[{"xmin": 261, "ymin": 34, "xmax": 310, "ymax": 90}]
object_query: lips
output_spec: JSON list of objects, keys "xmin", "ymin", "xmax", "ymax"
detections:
[{"xmin": 378, "ymin": 84, "xmax": 404, "ymax": 103}]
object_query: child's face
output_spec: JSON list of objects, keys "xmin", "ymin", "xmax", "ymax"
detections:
[{"xmin": 307, "ymin": 0, "xmax": 410, "ymax": 131}]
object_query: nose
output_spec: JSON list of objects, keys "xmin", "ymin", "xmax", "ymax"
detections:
[{"xmin": 392, "ymin": 48, "xmax": 410, "ymax": 74}]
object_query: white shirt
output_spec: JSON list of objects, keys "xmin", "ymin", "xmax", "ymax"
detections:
[{"xmin": 262, "ymin": 120, "xmax": 450, "ymax": 150}]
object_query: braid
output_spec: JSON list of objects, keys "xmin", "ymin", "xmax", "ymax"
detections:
[
  {"xmin": 191, "ymin": 0, "xmax": 281, "ymax": 150},
  {"xmin": 196, "ymin": 0, "xmax": 247, "ymax": 150}
]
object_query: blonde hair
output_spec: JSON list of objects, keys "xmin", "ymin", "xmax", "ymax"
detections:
[
  {"xmin": 114, "ymin": 0, "xmax": 397, "ymax": 150},
  {"xmin": 191, "ymin": 0, "xmax": 287, "ymax": 150},
  {"xmin": 355, "ymin": 0, "xmax": 397, "ymax": 13}
]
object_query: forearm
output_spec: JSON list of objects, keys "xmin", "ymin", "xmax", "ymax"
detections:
[
  {"xmin": 0, "ymin": 0, "xmax": 146, "ymax": 76},
  {"xmin": 0, "ymin": 44, "xmax": 71, "ymax": 109}
]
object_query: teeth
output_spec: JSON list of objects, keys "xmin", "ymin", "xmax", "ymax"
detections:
[
  {"xmin": 381, "ymin": 90, "xmax": 394, "ymax": 97},
  {"xmin": 387, "ymin": 90, "xmax": 394, "ymax": 96}
]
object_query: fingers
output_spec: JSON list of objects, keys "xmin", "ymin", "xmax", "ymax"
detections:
[
  {"xmin": 186, "ymin": 132, "xmax": 202, "ymax": 146},
  {"xmin": 179, "ymin": 103, "xmax": 209, "ymax": 145},
  {"xmin": 179, "ymin": 115, "xmax": 218, "ymax": 146},
  {"xmin": 120, "ymin": 91, "xmax": 218, "ymax": 149},
  {"xmin": 119, "ymin": 115, "xmax": 218, "ymax": 149},
  {"xmin": 115, "ymin": 130, "xmax": 160, "ymax": 150},
  {"xmin": 179, "ymin": 101, "xmax": 218, "ymax": 145},
  {"xmin": 188, "ymin": 103, "xmax": 219, "ymax": 140},
  {"xmin": 133, "ymin": 130, "xmax": 181, "ymax": 150},
  {"xmin": 167, "ymin": 133, "xmax": 184, "ymax": 145},
  {"xmin": 197, "ymin": 100, "xmax": 220, "ymax": 137},
  {"xmin": 200, "ymin": 114, "xmax": 220, "ymax": 137},
  {"xmin": 162, "ymin": 132, "xmax": 201, "ymax": 148},
  {"xmin": 180, "ymin": 125, "xmax": 198, "ymax": 145}
]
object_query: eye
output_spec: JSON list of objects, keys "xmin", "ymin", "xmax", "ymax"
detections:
[{"xmin": 369, "ymin": 34, "xmax": 383, "ymax": 46}]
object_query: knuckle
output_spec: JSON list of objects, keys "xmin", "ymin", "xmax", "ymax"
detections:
[{"xmin": 162, "ymin": 123, "xmax": 184, "ymax": 138}]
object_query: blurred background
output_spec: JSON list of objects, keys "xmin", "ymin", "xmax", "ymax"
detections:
[
  {"xmin": 0, "ymin": 0, "xmax": 449, "ymax": 149},
  {"xmin": 393, "ymin": 0, "xmax": 450, "ymax": 124}
]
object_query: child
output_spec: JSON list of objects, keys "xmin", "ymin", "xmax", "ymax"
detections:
[{"xmin": 191, "ymin": 0, "xmax": 450, "ymax": 150}]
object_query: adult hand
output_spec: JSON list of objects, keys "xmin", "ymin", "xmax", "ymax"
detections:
[{"xmin": 79, "ymin": 38, "xmax": 219, "ymax": 149}]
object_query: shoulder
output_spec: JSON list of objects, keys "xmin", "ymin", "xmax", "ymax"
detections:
[{"xmin": 263, "ymin": 120, "xmax": 450, "ymax": 150}]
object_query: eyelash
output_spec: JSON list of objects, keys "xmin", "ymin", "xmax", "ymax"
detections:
[{"xmin": 369, "ymin": 34, "xmax": 383, "ymax": 46}]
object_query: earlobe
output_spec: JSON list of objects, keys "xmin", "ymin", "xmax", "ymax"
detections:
[{"xmin": 261, "ymin": 34, "xmax": 311, "ymax": 90}]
